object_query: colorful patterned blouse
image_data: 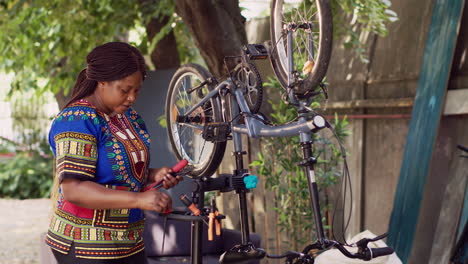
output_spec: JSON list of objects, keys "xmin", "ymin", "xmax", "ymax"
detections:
[{"xmin": 45, "ymin": 99, "xmax": 151, "ymax": 259}]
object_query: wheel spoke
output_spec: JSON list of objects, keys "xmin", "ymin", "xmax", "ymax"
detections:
[
  {"xmin": 166, "ymin": 64, "xmax": 226, "ymax": 177},
  {"xmin": 275, "ymin": 0, "xmax": 321, "ymax": 80}
]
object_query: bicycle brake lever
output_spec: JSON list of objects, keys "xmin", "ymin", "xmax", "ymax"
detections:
[
  {"xmin": 355, "ymin": 232, "xmax": 388, "ymax": 248},
  {"xmin": 369, "ymin": 232, "xmax": 388, "ymax": 242}
]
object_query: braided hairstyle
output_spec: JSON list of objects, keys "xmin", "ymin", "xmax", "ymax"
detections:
[{"xmin": 65, "ymin": 42, "xmax": 147, "ymax": 109}]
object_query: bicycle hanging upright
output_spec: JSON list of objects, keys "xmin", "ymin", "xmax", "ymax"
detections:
[{"xmin": 163, "ymin": 0, "xmax": 395, "ymax": 263}]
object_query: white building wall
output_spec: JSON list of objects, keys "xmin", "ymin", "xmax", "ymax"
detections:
[{"xmin": 0, "ymin": 73, "xmax": 58, "ymax": 143}]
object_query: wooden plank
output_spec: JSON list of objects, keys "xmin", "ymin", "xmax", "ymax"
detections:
[
  {"xmin": 458, "ymin": 184, "xmax": 468, "ymax": 241},
  {"xmin": 344, "ymin": 119, "xmax": 363, "ymax": 239},
  {"xmin": 443, "ymin": 88, "xmax": 468, "ymax": 115},
  {"xmin": 324, "ymin": 88, "xmax": 468, "ymax": 114},
  {"xmin": 386, "ymin": 0, "xmax": 465, "ymax": 262},
  {"xmin": 324, "ymin": 97, "xmax": 414, "ymax": 109},
  {"xmin": 428, "ymin": 157, "xmax": 468, "ymax": 263}
]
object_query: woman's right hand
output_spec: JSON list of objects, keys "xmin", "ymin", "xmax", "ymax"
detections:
[{"xmin": 136, "ymin": 190, "xmax": 172, "ymax": 213}]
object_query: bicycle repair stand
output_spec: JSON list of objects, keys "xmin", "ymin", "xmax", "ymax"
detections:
[{"xmin": 166, "ymin": 150, "xmax": 266, "ymax": 264}]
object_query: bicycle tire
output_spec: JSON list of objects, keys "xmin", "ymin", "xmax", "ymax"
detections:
[
  {"xmin": 270, "ymin": 0, "xmax": 333, "ymax": 95},
  {"xmin": 165, "ymin": 63, "xmax": 226, "ymax": 178}
]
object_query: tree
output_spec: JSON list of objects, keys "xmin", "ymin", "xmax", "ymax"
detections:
[
  {"xmin": 0, "ymin": 0, "xmax": 181, "ymax": 108},
  {"xmin": 175, "ymin": 0, "xmax": 247, "ymax": 77},
  {"xmin": 0, "ymin": 0, "xmax": 397, "ymax": 107},
  {"xmin": 138, "ymin": 0, "xmax": 180, "ymax": 69}
]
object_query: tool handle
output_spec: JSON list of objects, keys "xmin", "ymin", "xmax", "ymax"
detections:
[
  {"xmin": 180, "ymin": 194, "xmax": 201, "ymax": 216},
  {"xmin": 208, "ymin": 212, "xmax": 215, "ymax": 241},
  {"xmin": 143, "ymin": 180, "xmax": 163, "ymax": 192},
  {"xmin": 215, "ymin": 212, "xmax": 222, "ymax": 235},
  {"xmin": 172, "ymin": 159, "xmax": 188, "ymax": 173},
  {"xmin": 143, "ymin": 159, "xmax": 188, "ymax": 192}
]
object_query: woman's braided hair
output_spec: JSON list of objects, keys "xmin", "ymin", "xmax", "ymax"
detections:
[
  {"xmin": 51, "ymin": 42, "xmax": 147, "ymax": 210},
  {"xmin": 65, "ymin": 42, "xmax": 147, "ymax": 109}
]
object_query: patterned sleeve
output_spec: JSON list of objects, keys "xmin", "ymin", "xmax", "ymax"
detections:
[{"xmin": 49, "ymin": 107, "xmax": 101, "ymax": 182}]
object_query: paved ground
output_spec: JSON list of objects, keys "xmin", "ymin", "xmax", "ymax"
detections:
[{"xmin": 0, "ymin": 199, "xmax": 51, "ymax": 264}]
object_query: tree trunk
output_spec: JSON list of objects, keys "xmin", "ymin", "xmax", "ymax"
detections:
[
  {"xmin": 54, "ymin": 89, "xmax": 70, "ymax": 111},
  {"xmin": 175, "ymin": 0, "xmax": 247, "ymax": 77},
  {"xmin": 145, "ymin": 16, "xmax": 180, "ymax": 70},
  {"xmin": 138, "ymin": 0, "xmax": 180, "ymax": 70}
]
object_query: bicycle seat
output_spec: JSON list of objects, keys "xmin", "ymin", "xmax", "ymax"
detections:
[{"xmin": 219, "ymin": 243, "xmax": 266, "ymax": 264}]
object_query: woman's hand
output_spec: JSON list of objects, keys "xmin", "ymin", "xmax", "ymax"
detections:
[
  {"xmin": 149, "ymin": 167, "xmax": 184, "ymax": 189},
  {"xmin": 136, "ymin": 190, "xmax": 172, "ymax": 212},
  {"xmin": 60, "ymin": 179, "xmax": 171, "ymax": 211}
]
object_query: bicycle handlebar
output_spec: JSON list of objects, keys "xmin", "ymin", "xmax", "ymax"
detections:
[
  {"xmin": 457, "ymin": 144, "xmax": 468, "ymax": 153},
  {"xmin": 333, "ymin": 243, "xmax": 394, "ymax": 260},
  {"xmin": 368, "ymin": 247, "xmax": 395, "ymax": 259},
  {"xmin": 267, "ymin": 236, "xmax": 395, "ymax": 262}
]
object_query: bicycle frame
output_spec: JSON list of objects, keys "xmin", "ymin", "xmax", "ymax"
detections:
[
  {"xmin": 176, "ymin": 75, "xmax": 329, "ymax": 256},
  {"xmin": 172, "ymin": 65, "xmax": 393, "ymax": 263},
  {"xmin": 179, "ymin": 79, "xmax": 326, "ymax": 138},
  {"xmin": 169, "ymin": 3, "xmax": 393, "ymax": 260},
  {"xmin": 176, "ymin": 24, "xmax": 326, "ymax": 244}
]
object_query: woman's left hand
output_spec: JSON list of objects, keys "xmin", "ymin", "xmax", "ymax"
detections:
[{"xmin": 150, "ymin": 167, "xmax": 184, "ymax": 189}]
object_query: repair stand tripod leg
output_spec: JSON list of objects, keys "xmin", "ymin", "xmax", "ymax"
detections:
[
  {"xmin": 218, "ymin": 133, "xmax": 266, "ymax": 263},
  {"xmin": 234, "ymin": 150, "xmax": 251, "ymax": 244},
  {"xmin": 191, "ymin": 188, "xmax": 204, "ymax": 264}
]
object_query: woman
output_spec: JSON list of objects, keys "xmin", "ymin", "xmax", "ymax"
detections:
[{"xmin": 45, "ymin": 42, "xmax": 183, "ymax": 264}]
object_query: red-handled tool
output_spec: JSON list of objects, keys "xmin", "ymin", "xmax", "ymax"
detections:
[{"xmin": 143, "ymin": 159, "xmax": 188, "ymax": 192}]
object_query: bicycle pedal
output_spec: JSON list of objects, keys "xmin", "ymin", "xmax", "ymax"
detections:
[
  {"xmin": 202, "ymin": 122, "xmax": 231, "ymax": 142},
  {"xmin": 243, "ymin": 44, "xmax": 269, "ymax": 60}
]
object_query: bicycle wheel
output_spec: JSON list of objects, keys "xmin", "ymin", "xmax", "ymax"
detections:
[
  {"xmin": 165, "ymin": 63, "xmax": 226, "ymax": 178},
  {"xmin": 270, "ymin": 0, "xmax": 333, "ymax": 95}
]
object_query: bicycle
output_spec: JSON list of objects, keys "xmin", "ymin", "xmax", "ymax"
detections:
[{"xmin": 163, "ymin": 0, "xmax": 394, "ymax": 263}]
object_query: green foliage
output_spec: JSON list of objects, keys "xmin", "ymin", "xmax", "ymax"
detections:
[
  {"xmin": 172, "ymin": 17, "xmax": 203, "ymax": 65},
  {"xmin": 336, "ymin": 0, "xmax": 398, "ymax": 36},
  {"xmin": 251, "ymin": 77, "xmax": 350, "ymax": 248},
  {"xmin": 331, "ymin": 0, "xmax": 398, "ymax": 62},
  {"xmin": 0, "ymin": 89, "xmax": 55, "ymax": 199},
  {"xmin": 0, "ymin": 0, "xmax": 161, "ymax": 96},
  {"xmin": 138, "ymin": 0, "xmax": 200, "ymax": 65},
  {"xmin": 0, "ymin": 0, "xmax": 201, "ymax": 98},
  {"xmin": 157, "ymin": 114, "xmax": 167, "ymax": 128},
  {"xmin": 0, "ymin": 0, "xmax": 397, "ymax": 98},
  {"xmin": 0, "ymin": 138, "xmax": 53, "ymax": 199}
]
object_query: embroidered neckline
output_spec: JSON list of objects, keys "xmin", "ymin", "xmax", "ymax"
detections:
[
  {"xmin": 107, "ymin": 114, "xmax": 148, "ymax": 183},
  {"xmin": 71, "ymin": 99, "xmax": 112, "ymax": 120}
]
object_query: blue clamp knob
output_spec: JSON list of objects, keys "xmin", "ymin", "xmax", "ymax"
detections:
[{"xmin": 243, "ymin": 175, "xmax": 258, "ymax": 189}]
